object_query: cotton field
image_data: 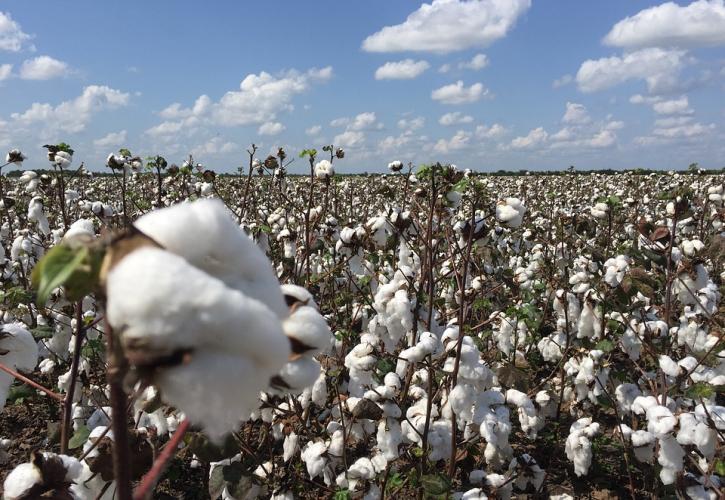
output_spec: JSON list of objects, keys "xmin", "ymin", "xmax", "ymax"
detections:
[{"xmin": 0, "ymin": 145, "xmax": 723, "ymax": 499}]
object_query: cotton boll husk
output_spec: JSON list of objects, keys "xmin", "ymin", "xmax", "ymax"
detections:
[{"xmin": 132, "ymin": 199, "xmax": 287, "ymax": 317}]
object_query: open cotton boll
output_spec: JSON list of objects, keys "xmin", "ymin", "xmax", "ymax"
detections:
[
  {"xmin": 314, "ymin": 159, "xmax": 335, "ymax": 180},
  {"xmin": 658, "ymin": 435, "xmax": 684, "ymax": 485},
  {"xmin": 0, "ymin": 324, "xmax": 39, "ymax": 410},
  {"xmin": 106, "ymin": 246, "xmax": 290, "ymax": 439},
  {"xmin": 281, "ymin": 305, "xmax": 331, "ymax": 355},
  {"xmin": 27, "ymin": 197, "xmax": 50, "ymax": 236},
  {"xmin": 565, "ymin": 418, "xmax": 599, "ymax": 477},
  {"xmin": 4, "ymin": 451, "xmax": 82, "ymax": 500},
  {"xmin": 301, "ymin": 441, "xmax": 328, "ymax": 480},
  {"xmin": 646, "ymin": 405, "xmax": 676, "ymax": 438},
  {"xmin": 132, "ymin": 199, "xmax": 288, "ymax": 318},
  {"xmin": 63, "ymin": 219, "xmax": 95, "ymax": 241},
  {"xmin": 496, "ymin": 198, "xmax": 525, "ymax": 228},
  {"xmin": 454, "ymin": 488, "xmax": 488, "ymax": 500}
]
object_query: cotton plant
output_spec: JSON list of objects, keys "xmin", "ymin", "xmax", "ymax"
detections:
[{"xmin": 0, "ymin": 323, "xmax": 39, "ymax": 411}]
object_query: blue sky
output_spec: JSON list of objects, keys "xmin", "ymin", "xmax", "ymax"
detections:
[{"xmin": 1, "ymin": 0, "xmax": 724, "ymax": 173}]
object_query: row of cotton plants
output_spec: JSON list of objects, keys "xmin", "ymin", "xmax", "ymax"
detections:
[{"xmin": 0, "ymin": 144, "xmax": 722, "ymax": 499}]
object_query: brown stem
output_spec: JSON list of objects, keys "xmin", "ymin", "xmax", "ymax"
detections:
[
  {"xmin": 104, "ymin": 317, "xmax": 133, "ymax": 500},
  {"xmin": 0, "ymin": 362, "xmax": 64, "ymax": 401},
  {"xmin": 60, "ymin": 301, "xmax": 86, "ymax": 454}
]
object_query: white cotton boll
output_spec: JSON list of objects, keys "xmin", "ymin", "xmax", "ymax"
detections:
[
  {"xmin": 311, "ymin": 371, "xmax": 328, "ymax": 407},
  {"xmin": 590, "ymin": 202, "xmax": 608, "ymax": 219},
  {"xmin": 301, "ymin": 441, "xmax": 328, "ymax": 480},
  {"xmin": 282, "ymin": 305, "xmax": 331, "ymax": 354},
  {"xmin": 537, "ymin": 331, "xmax": 566, "ymax": 362},
  {"xmin": 485, "ymin": 473, "xmax": 512, "ymax": 499},
  {"xmin": 3, "ymin": 463, "xmax": 42, "ymax": 500},
  {"xmin": 456, "ymin": 488, "xmax": 488, "ymax": 500},
  {"xmin": 280, "ymin": 284, "xmax": 317, "ymax": 309},
  {"xmin": 646, "ymin": 405, "xmax": 676, "ymax": 438},
  {"xmin": 694, "ymin": 404, "xmax": 724, "ymax": 430},
  {"xmin": 27, "ymin": 197, "xmax": 50, "ymax": 235},
  {"xmin": 0, "ymin": 324, "xmax": 39, "ymax": 410},
  {"xmin": 614, "ymin": 383, "xmax": 641, "ymax": 414},
  {"xmin": 657, "ymin": 435, "xmax": 684, "ymax": 485},
  {"xmin": 314, "ymin": 160, "xmax": 335, "ymax": 180},
  {"xmin": 496, "ymin": 198, "xmax": 525, "ymax": 228},
  {"xmin": 565, "ymin": 418, "xmax": 599, "ymax": 477},
  {"xmin": 87, "ymin": 408, "xmax": 111, "ymax": 431},
  {"xmin": 631, "ymin": 430, "xmax": 655, "ymax": 463},
  {"xmin": 283, "ymin": 432, "xmax": 299, "ymax": 462},
  {"xmin": 659, "ymin": 355, "xmax": 681, "ymax": 378},
  {"xmin": 469, "ymin": 469, "xmax": 486, "ymax": 484},
  {"xmin": 133, "ymin": 199, "xmax": 288, "ymax": 317},
  {"xmin": 157, "ymin": 350, "xmax": 276, "ymax": 440},
  {"xmin": 377, "ymin": 419, "xmax": 402, "ymax": 460},
  {"xmin": 38, "ymin": 358, "xmax": 56, "ymax": 374},
  {"xmin": 577, "ymin": 300, "xmax": 602, "ymax": 339},
  {"xmin": 277, "ymin": 357, "xmax": 322, "ymax": 392},
  {"xmin": 64, "ymin": 219, "xmax": 95, "ymax": 240}
]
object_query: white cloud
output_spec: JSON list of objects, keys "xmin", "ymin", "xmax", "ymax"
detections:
[
  {"xmin": 475, "ymin": 123, "xmax": 507, "ymax": 139},
  {"xmin": 603, "ymin": 0, "xmax": 725, "ymax": 49},
  {"xmin": 439, "ymin": 111, "xmax": 474, "ymax": 126},
  {"xmin": 374, "ymin": 59, "xmax": 430, "ymax": 80},
  {"xmin": 552, "ymin": 74, "xmax": 573, "ymax": 88},
  {"xmin": 562, "ymin": 102, "xmax": 590, "ymax": 124},
  {"xmin": 213, "ymin": 67, "xmax": 332, "ymax": 126},
  {"xmin": 652, "ymin": 121, "xmax": 715, "ymax": 138},
  {"xmin": 306, "ymin": 125, "xmax": 322, "ymax": 136},
  {"xmin": 379, "ymin": 130, "xmax": 416, "ymax": 153},
  {"xmin": 438, "ymin": 63, "xmax": 452, "ymax": 73},
  {"xmin": 587, "ymin": 129, "xmax": 616, "ymax": 148},
  {"xmin": 330, "ymin": 117, "xmax": 349, "ymax": 127},
  {"xmin": 397, "ymin": 116, "xmax": 425, "ymax": 131},
  {"xmin": 510, "ymin": 127, "xmax": 548, "ymax": 149},
  {"xmin": 654, "ymin": 116, "xmax": 693, "ymax": 128},
  {"xmin": 334, "ymin": 130, "xmax": 366, "ymax": 149},
  {"xmin": 19, "ymin": 56, "xmax": 69, "ymax": 80},
  {"xmin": 10, "ymin": 85, "xmax": 130, "ymax": 134},
  {"xmin": 431, "ymin": 80, "xmax": 488, "ymax": 104},
  {"xmin": 93, "ymin": 130, "xmax": 127, "ymax": 149},
  {"xmin": 258, "ymin": 121, "xmax": 286, "ymax": 136},
  {"xmin": 362, "ymin": 0, "xmax": 531, "ymax": 54},
  {"xmin": 576, "ymin": 48, "xmax": 687, "ymax": 93},
  {"xmin": 460, "ymin": 53, "xmax": 489, "ymax": 70},
  {"xmin": 652, "ymin": 96, "xmax": 692, "ymax": 115},
  {"xmin": 146, "ymin": 67, "xmax": 332, "ymax": 138},
  {"xmin": 0, "ymin": 12, "xmax": 33, "ymax": 52},
  {"xmin": 192, "ymin": 137, "xmax": 238, "ymax": 155},
  {"xmin": 348, "ymin": 112, "xmax": 383, "ymax": 131},
  {"xmin": 0, "ymin": 63, "xmax": 11, "ymax": 80},
  {"xmin": 433, "ymin": 130, "xmax": 471, "ymax": 153}
]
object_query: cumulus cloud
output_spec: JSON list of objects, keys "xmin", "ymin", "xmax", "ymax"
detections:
[
  {"xmin": 0, "ymin": 12, "xmax": 33, "ymax": 52},
  {"xmin": 0, "ymin": 63, "xmax": 11, "ymax": 80},
  {"xmin": 397, "ymin": 116, "xmax": 425, "ymax": 131},
  {"xmin": 562, "ymin": 102, "xmax": 590, "ymax": 124},
  {"xmin": 630, "ymin": 94, "xmax": 693, "ymax": 115},
  {"xmin": 433, "ymin": 129, "xmax": 471, "ymax": 153},
  {"xmin": 348, "ymin": 112, "xmax": 384, "ymax": 131},
  {"xmin": 603, "ymin": 0, "xmax": 725, "ymax": 49},
  {"xmin": 93, "ymin": 130, "xmax": 128, "ymax": 149},
  {"xmin": 576, "ymin": 48, "xmax": 687, "ymax": 93},
  {"xmin": 431, "ymin": 80, "xmax": 489, "ymax": 104},
  {"xmin": 19, "ymin": 55, "xmax": 69, "ymax": 80},
  {"xmin": 191, "ymin": 137, "xmax": 238, "ymax": 155},
  {"xmin": 305, "ymin": 125, "xmax": 322, "ymax": 136},
  {"xmin": 552, "ymin": 74, "xmax": 573, "ymax": 88},
  {"xmin": 374, "ymin": 59, "xmax": 430, "ymax": 80},
  {"xmin": 362, "ymin": 0, "xmax": 531, "ymax": 54},
  {"xmin": 333, "ymin": 129, "xmax": 366, "ymax": 149},
  {"xmin": 475, "ymin": 123, "xmax": 507, "ymax": 139},
  {"xmin": 258, "ymin": 121, "xmax": 286, "ymax": 136},
  {"xmin": 10, "ymin": 85, "xmax": 130, "ymax": 134},
  {"xmin": 439, "ymin": 111, "xmax": 474, "ymax": 126},
  {"xmin": 146, "ymin": 67, "xmax": 332, "ymax": 138},
  {"xmin": 510, "ymin": 127, "xmax": 548, "ymax": 150},
  {"xmin": 460, "ymin": 53, "xmax": 489, "ymax": 70}
]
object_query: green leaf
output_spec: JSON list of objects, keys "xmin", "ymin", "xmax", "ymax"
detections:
[
  {"xmin": 714, "ymin": 459, "xmax": 725, "ymax": 476},
  {"xmin": 0, "ymin": 286, "xmax": 33, "ymax": 308},
  {"xmin": 595, "ymin": 339, "xmax": 615, "ymax": 353},
  {"xmin": 334, "ymin": 489, "xmax": 351, "ymax": 500},
  {"xmin": 8, "ymin": 384, "xmax": 34, "ymax": 404},
  {"xmin": 685, "ymin": 382, "xmax": 715, "ymax": 400},
  {"xmin": 31, "ymin": 244, "xmax": 103, "ymax": 306},
  {"xmin": 420, "ymin": 473, "xmax": 450, "ymax": 496},
  {"xmin": 68, "ymin": 425, "xmax": 90, "ymax": 449},
  {"xmin": 31, "ymin": 325, "xmax": 55, "ymax": 339},
  {"xmin": 208, "ymin": 465, "xmax": 226, "ymax": 499}
]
